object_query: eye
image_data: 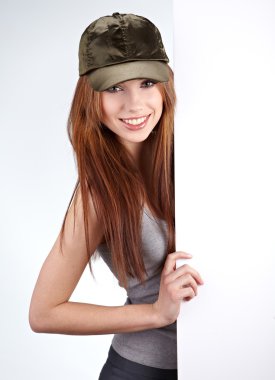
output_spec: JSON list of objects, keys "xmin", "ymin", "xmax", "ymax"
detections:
[
  {"xmin": 141, "ymin": 79, "xmax": 157, "ymax": 88},
  {"xmin": 105, "ymin": 85, "xmax": 123, "ymax": 93}
]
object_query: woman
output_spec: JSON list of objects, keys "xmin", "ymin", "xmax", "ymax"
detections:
[{"xmin": 29, "ymin": 12, "xmax": 204, "ymax": 380}]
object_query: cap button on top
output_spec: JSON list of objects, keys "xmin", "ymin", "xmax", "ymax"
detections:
[{"xmin": 112, "ymin": 12, "xmax": 121, "ymax": 17}]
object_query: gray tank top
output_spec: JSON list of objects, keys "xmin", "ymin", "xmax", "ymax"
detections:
[{"xmin": 96, "ymin": 207, "xmax": 177, "ymax": 369}]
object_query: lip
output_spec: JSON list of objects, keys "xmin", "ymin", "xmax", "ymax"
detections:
[{"xmin": 120, "ymin": 114, "xmax": 151, "ymax": 130}]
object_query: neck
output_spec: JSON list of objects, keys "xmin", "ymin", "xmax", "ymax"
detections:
[{"xmin": 122, "ymin": 141, "xmax": 145, "ymax": 169}]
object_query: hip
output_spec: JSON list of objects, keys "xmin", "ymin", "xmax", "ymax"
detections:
[{"xmin": 98, "ymin": 345, "xmax": 178, "ymax": 380}]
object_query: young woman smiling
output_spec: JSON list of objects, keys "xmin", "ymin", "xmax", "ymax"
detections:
[{"xmin": 29, "ymin": 12, "xmax": 203, "ymax": 380}]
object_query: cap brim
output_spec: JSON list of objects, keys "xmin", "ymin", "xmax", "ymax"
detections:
[{"xmin": 87, "ymin": 61, "xmax": 169, "ymax": 92}]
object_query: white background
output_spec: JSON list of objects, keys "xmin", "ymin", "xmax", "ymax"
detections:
[
  {"xmin": 0, "ymin": 1, "xmax": 173, "ymax": 379},
  {"xmin": 174, "ymin": 1, "xmax": 275, "ymax": 379}
]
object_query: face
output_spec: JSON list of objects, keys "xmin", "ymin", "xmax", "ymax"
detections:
[{"xmin": 100, "ymin": 78, "xmax": 163, "ymax": 156}]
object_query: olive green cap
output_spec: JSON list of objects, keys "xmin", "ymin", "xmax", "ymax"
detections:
[{"xmin": 79, "ymin": 12, "xmax": 169, "ymax": 91}]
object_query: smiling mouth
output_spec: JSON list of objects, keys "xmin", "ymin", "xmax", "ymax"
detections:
[{"xmin": 120, "ymin": 114, "xmax": 151, "ymax": 129}]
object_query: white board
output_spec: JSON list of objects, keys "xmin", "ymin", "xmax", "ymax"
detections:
[{"xmin": 174, "ymin": 1, "xmax": 275, "ymax": 379}]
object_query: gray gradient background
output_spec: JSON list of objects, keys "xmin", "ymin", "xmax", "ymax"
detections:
[{"xmin": 0, "ymin": 1, "xmax": 173, "ymax": 379}]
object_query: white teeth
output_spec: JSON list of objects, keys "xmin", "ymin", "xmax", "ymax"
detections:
[{"xmin": 122, "ymin": 116, "xmax": 147, "ymax": 125}]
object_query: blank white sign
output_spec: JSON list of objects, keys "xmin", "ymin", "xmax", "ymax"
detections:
[{"xmin": 174, "ymin": 0, "xmax": 275, "ymax": 379}]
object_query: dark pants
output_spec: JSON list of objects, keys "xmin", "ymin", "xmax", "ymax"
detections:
[{"xmin": 98, "ymin": 345, "xmax": 178, "ymax": 380}]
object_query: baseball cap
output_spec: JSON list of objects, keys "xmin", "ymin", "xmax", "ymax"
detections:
[{"xmin": 78, "ymin": 12, "xmax": 169, "ymax": 91}]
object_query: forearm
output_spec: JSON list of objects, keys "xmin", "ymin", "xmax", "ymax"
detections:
[{"xmin": 30, "ymin": 301, "xmax": 165, "ymax": 335}]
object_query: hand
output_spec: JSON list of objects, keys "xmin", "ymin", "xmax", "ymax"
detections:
[{"xmin": 152, "ymin": 251, "xmax": 204, "ymax": 326}]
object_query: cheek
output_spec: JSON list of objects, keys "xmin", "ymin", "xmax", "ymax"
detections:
[
  {"xmin": 153, "ymin": 95, "xmax": 163, "ymax": 117},
  {"xmin": 150, "ymin": 88, "xmax": 163, "ymax": 115},
  {"xmin": 101, "ymin": 95, "xmax": 120, "ymax": 120}
]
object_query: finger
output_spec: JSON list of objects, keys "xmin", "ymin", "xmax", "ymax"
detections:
[
  {"xmin": 173, "ymin": 274, "xmax": 198, "ymax": 296},
  {"xmin": 162, "ymin": 252, "xmax": 192, "ymax": 275},
  {"xmin": 184, "ymin": 295, "xmax": 194, "ymax": 302},
  {"xmin": 179, "ymin": 286, "xmax": 196, "ymax": 301},
  {"xmin": 165, "ymin": 276, "xmax": 198, "ymax": 302},
  {"xmin": 167, "ymin": 264, "xmax": 204, "ymax": 285},
  {"xmin": 176, "ymin": 265, "xmax": 203, "ymax": 285}
]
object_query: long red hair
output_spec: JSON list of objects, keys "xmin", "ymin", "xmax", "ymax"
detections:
[{"xmin": 60, "ymin": 65, "xmax": 176, "ymax": 288}]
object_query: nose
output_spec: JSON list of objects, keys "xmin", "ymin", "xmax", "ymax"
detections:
[{"xmin": 124, "ymin": 88, "xmax": 144, "ymax": 114}]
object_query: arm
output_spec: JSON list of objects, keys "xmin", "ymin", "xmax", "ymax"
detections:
[
  {"xmin": 28, "ymin": 189, "xmax": 161, "ymax": 335},
  {"xmin": 29, "ymin": 189, "xmax": 204, "ymax": 335}
]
